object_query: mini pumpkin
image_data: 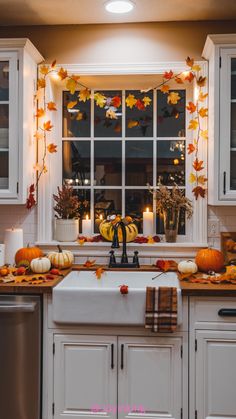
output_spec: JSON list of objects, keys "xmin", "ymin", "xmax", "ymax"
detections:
[
  {"xmin": 178, "ymin": 260, "xmax": 198, "ymax": 274},
  {"xmin": 30, "ymin": 257, "xmax": 51, "ymax": 274},
  {"xmin": 47, "ymin": 245, "xmax": 74, "ymax": 269},
  {"xmin": 195, "ymin": 248, "xmax": 225, "ymax": 273},
  {"xmin": 15, "ymin": 244, "xmax": 43, "ymax": 266},
  {"xmin": 99, "ymin": 219, "xmax": 138, "ymax": 242}
]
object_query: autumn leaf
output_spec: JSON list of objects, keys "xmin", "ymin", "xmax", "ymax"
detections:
[
  {"xmin": 160, "ymin": 84, "xmax": 170, "ymax": 93},
  {"xmin": 187, "ymin": 143, "xmax": 196, "ymax": 154},
  {"xmin": 192, "ymin": 64, "xmax": 201, "ymax": 72},
  {"xmin": 163, "ymin": 70, "xmax": 173, "ymax": 80},
  {"xmin": 83, "ymin": 259, "xmax": 96, "ymax": 268},
  {"xmin": 114, "ymin": 122, "xmax": 122, "ymax": 133},
  {"xmin": 51, "ymin": 59, "xmax": 57, "ymax": 68},
  {"xmin": 112, "ymin": 95, "xmax": 121, "ymax": 108},
  {"xmin": 184, "ymin": 71, "xmax": 194, "ymax": 83},
  {"xmin": 47, "ymin": 101, "xmax": 57, "ymax": 111},
  {"xmin": 198, "ymin": 107, "xmax": 208, "ymax": 118},
  {"xmin": 94, "ymin": 92, "xmax": 107, "ymax": 108},
  {"xmin": 188, "ymin": 119, "xmax": 198, "ymax": 130},
  {"xmin": 127, "ymin": 119, "xmax": 139, "ymax": 129},
  {"xmin": 136, "ymin": 98, "xmax": 145, "ymax": 110},
  {"xmin": 126, "ymin": 94, "xmax": 137, "ymax": 109},
  {"xmin": 37, "ymin": 78, "xmax": 46, "ymax": 89},
  {"xmin": 31, "ymin": 279, "xmax": 44, "ymax": 285},
  {"xmin": 71, "ymin": 74, "xmax": 80, "ymax": 83},
  {"xmin": 40, "ymin": 65, "xmax": 49, "ymax": 75},
  {"xmin": 66, "ymin": 78, "xmax": 77, "ymax": 95},
  {"xmin": 156, "ymin": 260, "xmax": 171, "ymax": 272},
  {"xmin": 78, "ymin": 89, "xmax": 91, "ymax": 102},
  {"xmin": 67, "ymin": 100, "xmax": 78, "ymax": 109},
  {"xmin": 197, "ymin": 175, "xmax": 207, "ymax": 185},
  {"xmin": 167, "ymin": 91, "xmax": 181, "ymax": 105},
  {"xmin": 76, "ymin": 112, "xmax": 84, "ymax": 121},
  {"xmin": 43, "ymin": 120, "xmax": 53, "ymax": 131},
  {"xmin": 186, "ymin": 56, "xmax": 194, "ymax": 68},
  {"xmin": 200, "ymin": 129, "xmax": 208, "ymax": 140},
  {"xmin": 78, "ymin": 238, "xmax": 85, "ymax": 245},
  {"xmin": 106, "ymin": 109, "xmax": 118, "ymax": 119},
  {"xmin": 43, "ymin": 165, "xmax": 48, "ymax": 173},
  {"xmin": 175, "ymin": 76, "xmax": 184, "ymax": 84},
  {"xmin": 193, "ymin": 158, "xmax": 204, "ymax": 171},
  {"xmin": 94, "ymin": 267, "xmax": 105, "ymax": 280},
  {"xmin": 34, "ymin": 131, "xmax": 44, "ymax": 141},
  {"xmin": 143, "ymin": 96, "xmax": 152, "ymax": 107},
  {"xmin": 186, "ymin": 101, "xmax": 197, "ymax": 114},
  {"xmin": 147, "ymin": 236, "xmax": 155, "ymax": 244},
  {"xmin": 35, "ymin": 108, "xmax": 45, "ymax": 118},
  {"xmin": 47, "ymin": 143, "xmax": 57, "ymax": 153},
  {"xmin": 197, "ymin": 76, "xmax": 206, "ymax": 87},
  {"xmin": 198, "ymin": 92, "xmax": 208, "ymax": 102},
  {"xmin": 58, "ymin": 67, "xmax": 68, "ymax": 80},
  {"xmin": 189, "ymin": 173, "xmax": 197, "ymax": 184},
  {"xmin": 192, "ymin": 186, "xmax": 206, "ymax": 199}
]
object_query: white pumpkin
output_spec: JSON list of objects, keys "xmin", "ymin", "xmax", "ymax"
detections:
[
  {"xmin": 30, "ymin": 257, "xmax": 51, "ymax": 273},
  {"xmin": 178, "ymin": 260, "xmax": 198, "ymax": 274},
  {"xmin": 47, "ymin": 245, "xmax": 74, "ymax": 269}
]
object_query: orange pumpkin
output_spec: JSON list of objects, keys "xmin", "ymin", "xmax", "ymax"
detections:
[
  {"xmin": 195, "ymin": 248, "xmax": 225, "ymax": 273},
  {"xmin": 15, "ymin": 244, "xmax": 43, "ymax": 266}
]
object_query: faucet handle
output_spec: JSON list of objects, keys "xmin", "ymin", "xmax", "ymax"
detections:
[
  {"xmin": 133, "ymin": 250, "xmax": 140, "ymax": 267},
  {"xmin": 109, "ymin": 250, "xmax": 116, "ymax": 266}
]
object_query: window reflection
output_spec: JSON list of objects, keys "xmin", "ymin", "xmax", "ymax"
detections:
[
  {"xmin": 157, "ymin": 140, "xmax": 185, "ymax": 185},
  {"xmin": 125, "ymin": 190, "xmax": 152, "ymax": 233},
  {"xmin": 94, "ymin": 141, "xmax": 122, "ymax": 186},
  {"xmin": 94, "ymin": 189, "xmax": 122, "ymax": 229},
  {"xmin": 125, "ymin": 90, "xmax": 153, "ymax": 137},
  {"xmin": 157, "ymin": 90, "xmax": 185, "ymax": 137},
  {"xmin": 63, "ymin": 141, "xmax": 90, "ymax": 186},
  {"xmin": 94, "ymin": 90, "xmax": 122, "ymax": 138},
  {"xmin": 63, "ymin": 91, "xmax": 91, "ymax": 137},
  {"xmin": 125, "ymin": 140, "xmax": 153, "ymax": 186},
  {"xmin": 0, "ymin": 62, "xmax": 9, "ymax": 101}
]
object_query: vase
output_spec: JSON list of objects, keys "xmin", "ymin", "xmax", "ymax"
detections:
[
  {"xmin": 54, "ymin": 219, "xmax": 79, "ymax": 242},
  {"xmin": 163, "ymin": 208, "xmax": 180, "ymax": 243}
]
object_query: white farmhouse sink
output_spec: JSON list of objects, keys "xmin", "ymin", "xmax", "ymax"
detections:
[{"xmin": 52, "ymin": 270, "xmax": 182, "ymax": 325}]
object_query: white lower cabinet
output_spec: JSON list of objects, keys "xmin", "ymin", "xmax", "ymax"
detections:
[
  {"xmin": 53, "ymin": 335, "xmax": 183, "ymax": 419},
  {"xmin": 195, "ymin": 330, "xmax": 236, "ymax": 419}
]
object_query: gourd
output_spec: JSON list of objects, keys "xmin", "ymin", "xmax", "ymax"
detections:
[
  {"xmin": 178, "ymin": 260, "xmax": 198, "ymax": 274},
  {"xmin": 15, "ymin": 244, "xmax": 43, "ymax": 266},
  {"xmin": 30, "ymin": 257, "xmax": 51, "ymax": 274},
  {"xmin": 47, "ymin": 245, "xmax": 74, "ymax": 269},
  {"xmin": 99, "ymin": 218, "xmax": 138, "ymax": 243},
  {"xmin": 195, "ymin": 248, "xmax": 225, "ymax": 273}
]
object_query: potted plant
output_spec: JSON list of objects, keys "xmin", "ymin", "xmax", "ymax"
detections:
[
  {"xmin": 53, "ymin": 185, "xmax": 81, "ymax": 242},
  {"xmin": 149, "ymin": 184, "xmax": 193, "ymax": 242}
]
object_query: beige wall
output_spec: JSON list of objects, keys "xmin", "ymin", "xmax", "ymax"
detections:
[{"xmin": 0, "ymin": 21, "xmax": 236, "ymax": 247}]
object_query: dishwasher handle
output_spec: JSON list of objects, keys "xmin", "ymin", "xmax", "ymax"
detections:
[
  {"xmin": 0, "ymin": 302, "xmax": 37, "ymax": 313},
  {"xmin": 218, "ymin": 308, "xmax": 236, "ymax": 317}
]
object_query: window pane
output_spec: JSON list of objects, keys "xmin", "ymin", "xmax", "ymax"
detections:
[
  {"xmin": 230, "ymin": 151, "xmax": 236, "ymax": 190},
  {"xmin": 72, "ymin": 189, "xmax": 90, "ymax": 233},
  {"xmin": 0, "ymin": 104, "xmax": 9, "ymax": 149},
  {"xmin": 63, "ymin": 141, "xmax": 90, "ymax": 186},
  {"xmin": 157, "ymin": 140, "xmax": 185, "ymax": 186},
  {"xmin": 63, "ymin": 91, "xmax": 91, "ymax": 137},
  {"xmin": 125, "ymin": 189, "xmax": 152, "ymax": 233},
  {"xmin": 94, "ymin": 189, "xmax": 122, "ymax": 227},
  {"xmin": 0, "ymin": 151, "xmax": 8, "ymax": 189},
  {"xmin": 157, "ymin": 90, "xmax": 186, "ymax": 137},
  {"xmin": 231, "ymin": 103, "xmax": 236, "ymax": 147},
  {"xmin": 0, "ymin": 62, "xmax": 9, "ymax": 101},
  {"xmin": 94, "ymin": 141, "xmax": 122, "ymax": 186},
  {"xmin": 125, "ymin": 140, "xmax": 153, "ymax": 186},
  {"xmin": 125, "ymin": 90, "xmax": 153, "ymax": 137},
  {"xmin": 231, "ymin": 58, "xmax": 236, "ymax": 100},
  {"xmin": 94, "ymin": 90, "xmax": 122, "ymax": 137}
]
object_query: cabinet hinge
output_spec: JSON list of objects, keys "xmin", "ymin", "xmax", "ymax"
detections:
[
  {"xmin": 195, "ymin": 339, "xmax": 197, "ymax": 351},
  {"xmin": 53, "ymin": 342, "xmax": 55, "ymax": 355},
  {"xmin": 195, "ymin": 409, "xmax": 197, "ymax": 419},
  {"xmin": 16, "ymin": 182, "xmax": 19, "ymax": 194},
  {"xmin": 219, "ymin": 56, "xmax": 221, "ymax": 68},
  {"xmin": 180, "ymin": 344, "xmax": 183, "ymax": 358},
  {"xmin": 52, "ymin": 402, "xmax": 55, "ymax": 416},
  {"xmin": 180, "ymin": 407, "xmax": 183, "ymax": 419},
  {"xmin": 17, "ymin": 59, "xmax": 19, "ymax": 71}
]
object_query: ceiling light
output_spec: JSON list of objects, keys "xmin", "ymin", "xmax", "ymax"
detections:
[{"xmin": 105, "ymin": 0, "xmax": 135, "ymax": 14}]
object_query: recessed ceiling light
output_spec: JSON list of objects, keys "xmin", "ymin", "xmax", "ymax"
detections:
[{"xmin": 104, "ymin": 0, "xmax": 135, "ymax": 14}]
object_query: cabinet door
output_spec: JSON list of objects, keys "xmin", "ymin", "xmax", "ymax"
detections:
[
  {"xmin": 0, "ymin": 51, "xmax": 18, "ymax": 198},
  {"xmin": 220, "ymin": 47, "xmax": 236, "ymax": 200},
  {"xmin": 118, "ymin": 336, "xmax": 182, "ymax": 419},
  {"xmin": 54, "ymin": 334, "xmax": 117, "ymax": 419},
  {"xmin": 196, "ymin": 330, "xmax": 236, "ymax": 419}
]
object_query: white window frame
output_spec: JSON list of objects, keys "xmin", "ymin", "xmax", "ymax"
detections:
[{"xmin": 37, "ymin": 61, "xmax": 208, "ymax": 251}]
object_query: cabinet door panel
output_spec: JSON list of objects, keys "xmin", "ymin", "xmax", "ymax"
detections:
[
  {"xmin": 118, "ymin": 336, "xmax": 182, "ymax": 419},
  {"xmin": 54, "ymin": 334, "xmax": 117, "ymax": 419},
  {"xmin": 196, "ymin": 330, "xmax": 236, "ymax": 419}
]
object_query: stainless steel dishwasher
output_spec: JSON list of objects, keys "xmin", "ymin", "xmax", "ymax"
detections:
[{"xmin": 0, "ymin": 295, "xmax": 42, "ymax": 419}]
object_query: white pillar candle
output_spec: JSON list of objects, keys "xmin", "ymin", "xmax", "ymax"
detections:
[
  {"xmin": 82, "ymin": 215, "xmax": 92, "ymax": 236},
  {"xmin": 4, "ymin": 228, "xmax": 23, "ymax": 265},
  {"xmin": 143, "ymin": 207, "xmax": 154, "ymax": 236}
]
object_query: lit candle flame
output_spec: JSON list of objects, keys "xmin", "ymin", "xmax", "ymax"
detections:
[
  {"xmin": 86, "ymin": 214, "xmax": 89, "ymax": 220},
  {"xmin": 99, "ymin": 214, "xmax": 103, "ymax": 220},
  {"xmin": 146, "ymin": 207, "xmax": 149, "ymax": 212}
]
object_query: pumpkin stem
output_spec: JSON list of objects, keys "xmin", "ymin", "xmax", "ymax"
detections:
[{"xmin": 57, "ymin": 245, "xmax": 63, "ymax": 253}]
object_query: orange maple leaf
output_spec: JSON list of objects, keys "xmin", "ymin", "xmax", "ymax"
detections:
[
  {"xmin": 127, "ymin": 119, "xmax": 139, "ymax": 129},
  {"xmin": 163, "ymin": 70, "xmax": 173, "ymax": 80},
  {"xmin": 198, "ymin": 92, "xmax": 208, "ymax": 102},
  {"xmin": 186, "ymin": 56, "xmax": 194, "ymax": 68},
  {"xmin": 160, "ymin": 84, "xmax": 170, "ymax": 94},
  {"xmin": 192, "ymin": 186, "xmax": 206, "ymax": 199},
  {"xmin": 184, "ymin": 71, "xmax": 194, "ymax": 83},
  {"xmin": 67, "ymin": 100, "xmax": 78, "ymax": 109},
  {"xmin": 47, "ymin": 143, "xmax": 57, "ymax": 153},
  {"xmin": 35, "ymin": 108, "xmax": 45, "ymax": 118},
  {"xmin": 78, "ymin": 89, "xmax": 91, "ymax": 102},
  {"xmin": 40, "ymin": 65, "xmax": 49, "ymax": 75},
  {"xmin": 43, "ymin": 121, "xmax": 53, "ymax": 131},
  {"xmin": 186, "ymin": 101, "xmax": 196, "ymax": 114},
  {"xmin": 47, "ymin": 101, "xmax": 57, "ymax": 111},
  {"xmin": 37, "ymin": 78, "xmax": 46, "ymax": 89},
  {"xmin": 83, "ymin": 259, "xmax": 96, "ymax": 268},
  {"xmin": 193, "ymin": 158, "xmax": 204, "ymax": 171},
  {"xmin": 112, "ymin": 96, "xmax": 121, "ymax": 108},
  {"xmin": 187, "ymin": 143, "xmax": 196, "ymax": 154},
  {"xmin": 156, "ymin": 260, "xmax": 171, "ymax": 272},
  {"xmin": 175, "ymin": 76, "xmax": 184, "ymax": 84},
  {"xmin": 197, "ymin": 76, "xmax": 206, "ymax": 87},
  {"xmin": 136, "ymin": 99, "xmax": 145, "ymax": 110},
  {"xmin": 58, "ymin": 67, "xmax": 68, "ymax": 80},
  {"xmin": 94, "ymin": 267, "xmax": 105, "ymax": 280},
  {"xmin": 198, "ymin": 107, "xmax": 208, "ymax": 118},
  {"xmin": 197, "ymin": 175, "xmax": 207, "ymax": 185},
  {"xmin": 34, "ymin": 131, "xmax": 44, "ymax": 141}
]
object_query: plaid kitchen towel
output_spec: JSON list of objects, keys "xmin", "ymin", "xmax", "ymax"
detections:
[{"xmin": 145, "ymin": 287, "xmax": 178, "ymax": 332}]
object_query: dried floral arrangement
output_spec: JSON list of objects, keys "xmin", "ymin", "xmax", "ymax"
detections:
[
  {"xmin": 27, "ymin": 57, "xmax": 207, "ymax": 208},
  {"xmin": 53, "ymin": 185, "xmax": 88, "ymax": 219},
  {"xmin": 149, "ymin": 184, "xmax": 193, "ymax": 219}
]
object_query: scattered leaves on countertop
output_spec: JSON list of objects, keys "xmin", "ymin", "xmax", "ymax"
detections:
[
  {"xmin": 94, "ymin": 267, "xmax": 105, "ymax": 280},
  {"xmin": 83, "ymin": 259, "xmax": 96, "ymax": 268}
]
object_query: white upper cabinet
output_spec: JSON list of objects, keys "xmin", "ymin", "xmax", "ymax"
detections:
[
  {"xmin": 203, "ymin": 34, "xmax": 236, "ymax": 205},
  {"xmin": 0, "ymin": 38, "xmax": 43, "ymax": 203}
]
